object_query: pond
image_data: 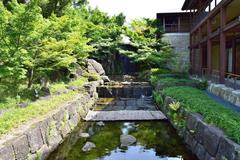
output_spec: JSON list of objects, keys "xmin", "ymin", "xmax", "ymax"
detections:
[{"xmin": 47, "ymin": 121, "xmax": 198, "ymax": 160}]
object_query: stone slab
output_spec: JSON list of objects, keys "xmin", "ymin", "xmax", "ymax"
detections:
[{"xmin": 84, "ymin": 110, "xmax": 167, "ymax": 121}]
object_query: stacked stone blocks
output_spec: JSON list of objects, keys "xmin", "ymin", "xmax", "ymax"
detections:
[{"xmin": 0, "ymin": 81, "xmax": 100, "ymax": 160}]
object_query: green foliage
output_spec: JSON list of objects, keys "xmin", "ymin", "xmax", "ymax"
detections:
[
  {"xmin": 120, "ymin": 18, "xmax": 173, "ymax": 70},
  {"xmin": 69, "ymin": 77, "xmax": 88, "ymax": 86},
  {"xmin": 0, "ymin": 91, "xmax": 77, "ymax": 135},
  {"xmin": 0, "ymin": 1, "xmax": 93, "ymax": 92},
  {"xmin": 196, "ymin": 79, "xmax": 208, "ymax": 90},
  {"xmin": 163, "ymin": 86, "xmax": 240, "ymax": 143},
  {"xmin": 153, "ymin": 91, "xmax": 163, "ymax": 106},
  {"xmin": 82, "ymin": 72, "xmax": 100, "ymax": 81}
]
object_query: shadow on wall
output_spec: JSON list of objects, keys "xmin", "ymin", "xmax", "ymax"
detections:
[{"xmin": 101, "ymin": 53, "xmax": 138, "ymax": 75}]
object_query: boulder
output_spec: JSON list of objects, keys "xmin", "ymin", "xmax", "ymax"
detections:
[
  {"xmin": 101, "ymin": 76, "xmax": 110, "ymax": 82},
  {"xmin": 96, "ymin": 121, "xmax": 105, "ymax": 127},
  {"xmin": 87, "ymin": 59, "xmax": 105, "ymax": 75},
  {"xmin": 79, "ymin": 133, "xmax": 90, "ymax": 138},
  {"xmin": 17, "ymin": 103, "xmax": 28, "ymax": 108},
  {"xmin": 70, "ymin": 62, "xmax": 84, "ymax": 78},
  {"xmin": 120, "ymin": 135, "xmax": 136, "ymax": 147},
  {"xmin": 88, "ymin": 127, "xmax": 94, "ymax": 136},
  {"xmin": 82, "ymin": 142, "xmax": 96, "ymax": 152}
]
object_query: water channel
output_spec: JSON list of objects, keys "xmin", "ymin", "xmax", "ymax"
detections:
[{"xmin": 47, "ymin": 77, "xmax": 198, "ymax": 160}]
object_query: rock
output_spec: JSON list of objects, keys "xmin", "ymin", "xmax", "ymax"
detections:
[
  {"xmin": 184, "ymin": 131, "xmax": 197, "ymax": 151},
  {"xmin": 26, "ymin": 126, "xmax": 44, "ymax": 153},
  {"xmin": 96, "ymin": 121, "xmax": 105, "ymax": 127},
  {"xmin": 70, "ymin": 62, "xmax": 84, "ymax": 78},
  {"xmin": 36, "ymin": 145, "xmax": 51, "ymax": 160},
  {"xmin": 203, "ymin": 126, "xmax": 224, "ymax": 156},
  {"xmin": 88, "ymin": 127, "xmax": 94, "ymax": 136},
  {"xmin": 40, "ymin": 86, "xmax": 51, "ymax": 96},
  {"xmin": 82, "ymin": 142, "xmax": 96, "ymax": 152},
  {"xmin": 123, "ymin": 75, "xmax": 134, "ymax": 81},
  {"xmin": 216, "ymin": 137, "xmax": 240, "ymax": 160},
  {"xmin": 66, "ymin": 85, "xmax": 79, "ymax": 91},
  {"xmin": 87, "ymin": 59, "xmax": 105, "ymax": 75},
  {"xmin": 164, "ymin": 96, "xmax": 175, "ymax": 107},
  {"xmin": 120, "ymin": 135, "xmax": 136, "ymax": 147},
  {"xmin": 101, "ymin": 76, "xmax": 110, "ymax": 82},
  {"xmin": 122, "ymin": 82, "xmax": 131, "ymax": 85},
  {"xmin": 55, "ymin": 89, "xmax": 68, "ymax": 95},
  {"xmin": 186, "ymin": 113, "xmax": 203, "ymax": 131},
  {"xmin": 194, "ymin": 120, "xmax": 207, "ymax": 144},
  {"xmin": 79, "ymin": 132, "xmax": 90, "ymax": 138},
  {"xmin": 0, "ymin": 145, "xmax": 15, "ymax": 160},
  {"xmin": 84, "ymin": 83, "xmax": 96, "ymax": 97},
  {"xmin": 194, "ymin": 143, "xmax": 206, "ymax": 160},
  {"xmin": 39, "ymin": 95, "xmax": 51, "ymax": 101},
  {"xmin": 17, "ymin": 103, "xmax": 28, "ymax": 108},
  {"xmin": 46, "ymin": 121, "xmax": 63, "ymax": 151},
  {"xmin": 12, "ymin": 135, "xmax": 30, "ymax": 160}
]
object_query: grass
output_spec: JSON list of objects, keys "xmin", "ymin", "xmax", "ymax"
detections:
[
  {"xmin": 157, "ymin": 77, "xmax": 197, "ymax": 86},
  {"xmin": 0, "ymin": 77, "xmax": 88, "ymax": 135},
  {"xmin": 162, "ymin": 86, "xmax": 240, "ymax": 143},
  {"xmin": 0, "ymin": 91, "xmax": 78, "ymax": 135},
  {"xmin": 0, "ymin": 77, "xmax": 88, "ymax": 110}
]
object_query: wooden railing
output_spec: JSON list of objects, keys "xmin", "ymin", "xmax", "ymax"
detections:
[
  {"xmin": 211, "ymin": 70, "xmax": 220, "ymax": 83},
  {"xmin": 225, "ymin": 73, "xmax": 240, "ymax": 89},
  {"xmin": 201, "ymin": 68, "xmax": 208, "ymax": 79},
  {"xmin": 199, "ymin": 68, "xmax": 240, "ymax": 89}
]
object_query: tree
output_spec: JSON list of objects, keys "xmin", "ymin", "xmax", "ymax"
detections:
[
  {"xmin": 120, "ymin": 18, "xmax": 173, "ymax": 70},
  {"xmin": 0, "ymin": 0, "xmax": 44, "ymax": 91}
]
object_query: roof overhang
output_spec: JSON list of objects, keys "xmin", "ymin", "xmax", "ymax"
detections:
[{"xmin": 182, "ymin": 0, "xmax": 210, "ymax": 10}]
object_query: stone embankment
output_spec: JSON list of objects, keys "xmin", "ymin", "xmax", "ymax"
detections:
[
  {"xmin": 208, "ymin": 83, "xmax": 240, "ymax": 107},
  {"xmin": 0, "ymin": 80, "xmax": 101, "ymax": 160},
  {"xmin": 161, "ymin": 95, "xmax": 240, "ymax": 160}
]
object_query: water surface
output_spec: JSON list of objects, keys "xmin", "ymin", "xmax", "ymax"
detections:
[{"xmin": 47, "ymin": 121, "xmax": 198, "ymax": 160}]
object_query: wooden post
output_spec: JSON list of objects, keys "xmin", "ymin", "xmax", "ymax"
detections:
[
  {"xmin": 178, "ymin": 16, "xmax": 181, "ymax": 32},
  {"xmin": 163, "ymin": 17, "xmax": 166, "ymax": 32},
  {"xmin": 232, "ymin": 39, "xmax": 236, "ymax": 74},
  {"xmin": 190, "ymin": 35, "xmax": 193, "ymax": 74},
  {"xmin": 207, "ymin": 19, "xmax": 212, "ymax": 79},
  {"xmin": 198, "ymin": 29, "xmax": 203, "ymax": 76},
  {"xmin": 220, "ymin": 7, "xmax": 226, "ymax": 83}
]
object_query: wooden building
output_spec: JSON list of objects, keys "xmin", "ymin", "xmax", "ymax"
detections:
[
  {"xmin": 157, "ymin": 12, "xmax": 191, "ymax": 33},
  {"xmin": 156, "ymin": 13, "xmax": 191, "ymax": 72},
  {"xmin": 183, "ymin": 0, "xmax": 240, "ymax": 89}
]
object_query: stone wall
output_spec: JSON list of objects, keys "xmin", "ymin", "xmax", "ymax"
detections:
[
  {"xmin": 0, "ymin": 81, "xmax": 100, "ymax": 160},
  {"xmin": 162, "ymin": 33, "xmax": 190, "ymax": 72},
  {"xmin": 161, "ymin": 95, "xmax": 240, "ymax": 160},
  {"xmin": 208, "ymin": 83, "xmax": 240, "ymax": 107}
]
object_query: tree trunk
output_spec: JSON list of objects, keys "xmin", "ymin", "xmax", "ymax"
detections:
[{"xmin": 28, "ymin": 68, "xmax": 34, "ymax": 89}]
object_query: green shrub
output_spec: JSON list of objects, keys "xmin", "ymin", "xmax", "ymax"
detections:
[
  {"xmin": 151, "ymin": 68, "xmax": 171, "ymax": 75},
  {"xmin": 196, "ymin": 80, "xmax": 208, "ymax": 90},
  {"xmin": 82, "ymin": 72, "xmax": 100, "ymax": 81},
  {"xmin": 162, "ymin": 86, "xmax": 240, "ymax": 143}
]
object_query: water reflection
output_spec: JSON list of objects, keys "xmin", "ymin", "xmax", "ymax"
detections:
[
  {"xmin": 99, "ymin": 146, "xmax": 184, "ymax": 160},
  {"xmin": 47, "ymin": 122, "xmax": 198, "ymax": 160}
]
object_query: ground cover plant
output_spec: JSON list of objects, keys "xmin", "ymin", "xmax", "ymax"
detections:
[
  {"xmin": 161, "ymin": 86, "xmax": 240, "ymax": 143},
  {"xmin": 0, "ymin": 77, "xmax": 87, "ymax": 135}
]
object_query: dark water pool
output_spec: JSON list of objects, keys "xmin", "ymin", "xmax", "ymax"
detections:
[{"xmin": 47, "ymin": 121, "xmax": 198, "ymax": 160}]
